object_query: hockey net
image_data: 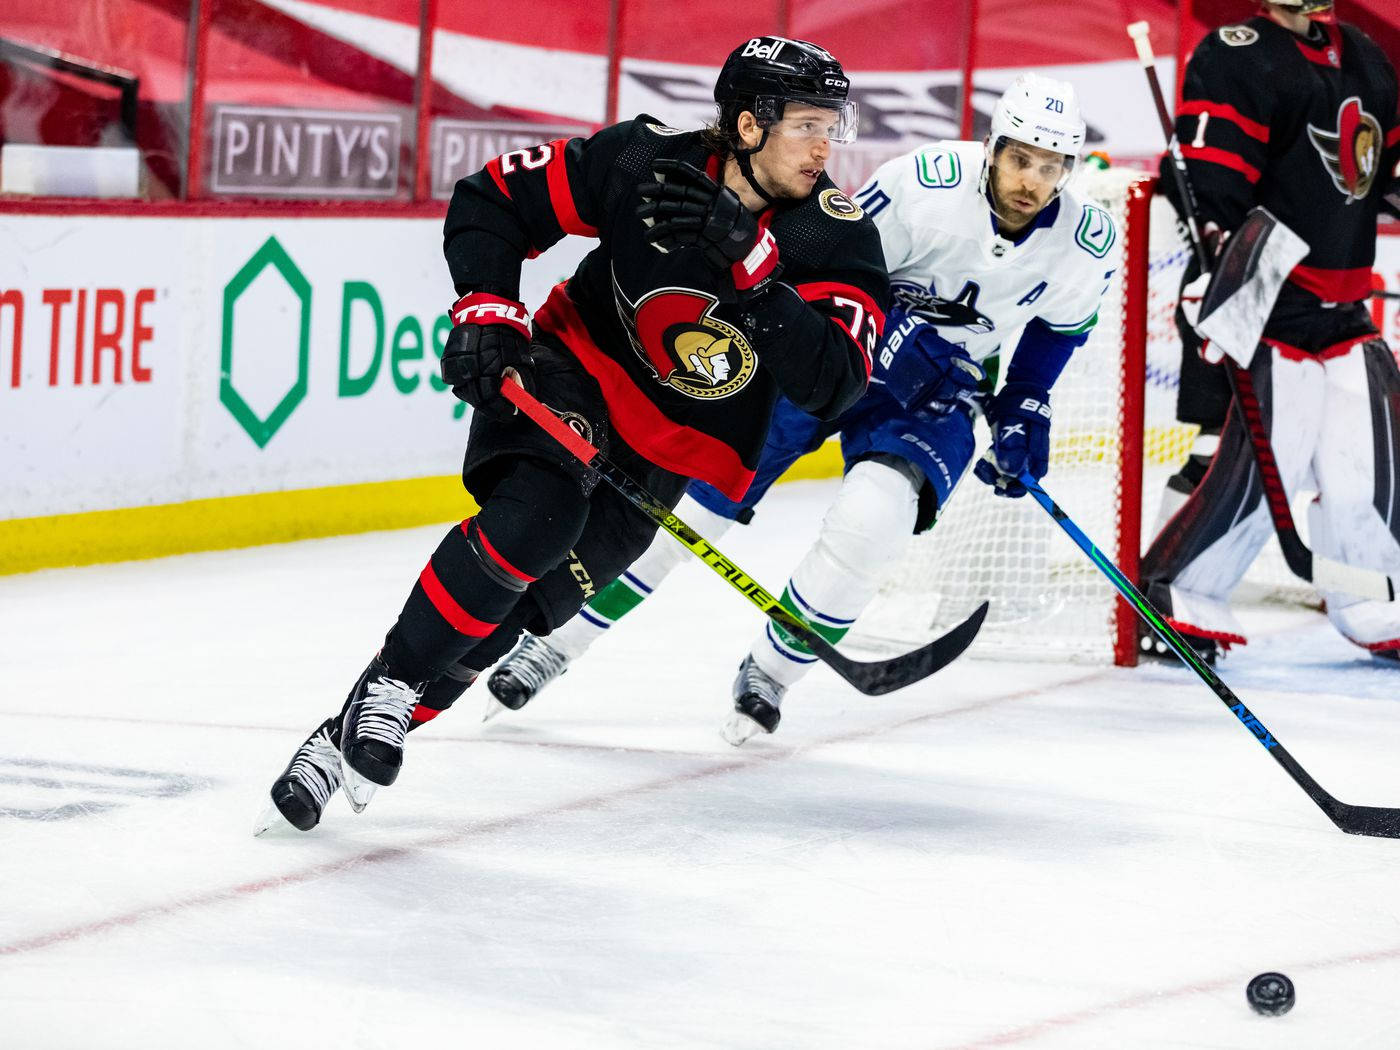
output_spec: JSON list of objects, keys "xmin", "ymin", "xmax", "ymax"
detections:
[{"xmin": 848, "ymin": 168, "xmax": 1315, "ymax": 666}]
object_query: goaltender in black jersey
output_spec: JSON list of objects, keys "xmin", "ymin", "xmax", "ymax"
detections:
[
  {"xmin": 255, "ymin": 36, "xmax": 889, "ymax": 835},
  {"xmin": 1142, "ymin": 0, "xmax": 1400, "ymax": 666}
]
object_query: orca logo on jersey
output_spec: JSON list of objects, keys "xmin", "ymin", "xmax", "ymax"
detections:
[
  {"xmin": 892, "ymin": 280, "xmax": 995, "ymax": 334},
  {"xmin": 1307, "ymin": 97, "xmax": 1383, "ymax": 203},
  {"xmin": 615, "ymin": 280, "xmax": 757, "ymax": 400}
]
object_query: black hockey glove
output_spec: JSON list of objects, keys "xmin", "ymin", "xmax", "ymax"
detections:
[
  {"xmin": 441, "ymin": 292, "xmax": 534, "ymax": 418},
  {"xmin": 973, "ymin": 381, "xmax": 1052, "ymax": 498},
  {"xmin": 636, "ymin": 158, "xmax": 781, "ymax": 298}
]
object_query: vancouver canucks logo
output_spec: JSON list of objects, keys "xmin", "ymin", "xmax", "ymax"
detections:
[
  {"xmin": 1307, "ymin": 97, "xmax": 1382, "ymax": 203},
  {"xmin": 613, "ymin": 272, "xmax": 757, "ymax": 400},
  {"xmin": 891, "ymin": 279, "xmax": 995, "ymax": 334}
]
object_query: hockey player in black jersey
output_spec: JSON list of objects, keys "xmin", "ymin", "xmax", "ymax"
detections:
[
  {"xmin": 255, "ymin": 37, "xmax": 889, "ymax": 833},
  {"xmin": 1141, "ymin": 0, "xmax": 1400, "ymax": 664}
]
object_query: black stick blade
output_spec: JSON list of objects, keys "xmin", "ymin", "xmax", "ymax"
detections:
[
  {"xmin": 1328, "ymin": 802, "xmax": 1400, "ymax": 839},
  {"xmin": 808, "ymin": 601, "xmax": 989, "ymax": 696}
]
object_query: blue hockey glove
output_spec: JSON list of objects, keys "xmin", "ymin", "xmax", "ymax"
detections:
[
  {"xmin": 873, "ymin": 307, "xmax": 985, "ymax": 415},
  {"xmin": 973, "ymin": 381, "xmax": 1052, "ymax": 498}
]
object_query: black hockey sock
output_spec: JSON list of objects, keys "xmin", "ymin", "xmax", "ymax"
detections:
[{"xmin": 386, "ymin": 459, "xmax": 589, "ymax": 683}]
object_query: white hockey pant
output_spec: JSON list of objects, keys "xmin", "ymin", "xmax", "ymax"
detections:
[{"xmin": 750, "ymin": 458, "xmax": 921, "ymax": 687}]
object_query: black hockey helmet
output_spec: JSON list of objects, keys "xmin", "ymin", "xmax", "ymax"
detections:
[
  {"xmin": 712, "ymin": 37, "xmax": 857, "ymax": 202},
  {"xmin": 714, "ymin": 37, "xmax": 852, "ymax": 129}
]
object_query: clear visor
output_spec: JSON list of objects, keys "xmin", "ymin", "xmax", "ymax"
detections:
[
  {"xmin": 986, "ymin": 135, "xmax": 1076, "ymax": 226},
  {"xmin": 755, "ymin": 97, "xmax": 859, "ymax": 144}
]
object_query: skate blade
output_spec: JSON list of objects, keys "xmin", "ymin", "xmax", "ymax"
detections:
[
  {"xmin": 720, "ymin": 711, "xmax": 767, "ymax": 748},
  {"xmin": 481, "ymin": 694, "xmax": 512, "ymax": 723},
  {"xmin": 252, "ymin": 799, "xmax": 287, "ymax": 837},
  {"xmin": 340, "ymin": 767, "xmax": 377, "ymax": 813}
]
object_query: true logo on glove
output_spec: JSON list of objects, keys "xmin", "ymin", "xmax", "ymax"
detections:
[{"xmin": 452, "ymin": 294, "xmax": 531, "ymax": 336}]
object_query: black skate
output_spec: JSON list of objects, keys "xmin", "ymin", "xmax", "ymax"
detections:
[
  {"xmin": 340, "ymin": 655, "xmax": 425, "ymax": 810},
  {"xmin": 254, "ymin": 718, "xmax": 343, "ymax": 835},
  {"xmin": 1372, "ymin": 648, "xmax": 1399, "ymax": 666},
  {"xmin": 721, "ymin": 655, "xmax": 786, "ymax": 747},
  {"xmin": 483, "ymin": 635, "xmax": 570, "ymax": 721}
]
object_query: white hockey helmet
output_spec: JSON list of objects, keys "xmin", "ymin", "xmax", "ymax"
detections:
[
  {"xmin": 989, "ymin": 73, "xmax": 1085, "ymax": 162},
  {"xmin": 981, "ymin": 74, "xmax": 1086, "ymax": 227}
]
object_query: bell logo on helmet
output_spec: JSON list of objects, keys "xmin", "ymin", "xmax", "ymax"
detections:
[{"xmin": 741, "ymin": 38, "xmax": 785, "ymax": 61}]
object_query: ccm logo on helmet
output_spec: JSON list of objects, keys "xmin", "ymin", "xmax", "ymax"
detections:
[
  {"xmin": 824, "ymin": 76, "xmax": 849, "ymax": 89},
  {"xmin": 742, "ymin": 38, "xmax": 785, "ymax": 60}
]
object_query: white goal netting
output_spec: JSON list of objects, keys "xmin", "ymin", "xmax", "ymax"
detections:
[{"xmin": 847, "ymin": 167, "xmax": 1315, "ymax": 666}]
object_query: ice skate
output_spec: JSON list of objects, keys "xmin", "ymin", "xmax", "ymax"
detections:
[
  {"xmin": 483, "ymin": 635, "xmax": 570, "ymax": 721},
  {"xmin": 721, "ymin": 655, "xmax": 786, "ymax": 747},
  {"xmin": 254, "ymin": 718, "xmax": 343, "ymax": 835},
  {"xmin": 340, "ymin": 656, "xmax": 424, "ymax": 810}
]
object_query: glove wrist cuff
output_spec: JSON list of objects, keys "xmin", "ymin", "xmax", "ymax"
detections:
[
  {"xmin": 451, "ymin": 292, "xmax": 531, "ymax": 339},
  {"xmin": 729, "ymin": 223, "xmax": 780, "ymax": 292}
]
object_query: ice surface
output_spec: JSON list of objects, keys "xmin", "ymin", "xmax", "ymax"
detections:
[{"xmin": 3, "ymin": 479, "xmax": 1399, "ymax": 1049}]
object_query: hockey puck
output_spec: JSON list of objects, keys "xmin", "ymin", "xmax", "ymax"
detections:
[{"xmin": 1246, "ymin": 972, "xmax": 1295, "ymax": 1016}]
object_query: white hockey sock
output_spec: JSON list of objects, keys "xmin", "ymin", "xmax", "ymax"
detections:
[
  {"xmin": 750, "ymin": 459, "xmax": 920, "ymax": 688},
  {"xmin": 544, "ymin": 495, "xmax": 739, "ymax": 660}
]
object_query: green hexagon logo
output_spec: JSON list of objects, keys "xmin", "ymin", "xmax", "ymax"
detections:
[{"xmin": 221, "ymin": 236, "xmax": 312, "ymax": 448}]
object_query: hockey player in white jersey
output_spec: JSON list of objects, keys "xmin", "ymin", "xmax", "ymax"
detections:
[{"xmin": 488, "ymin": 74, "xmax": 1119, "ymax": 742}]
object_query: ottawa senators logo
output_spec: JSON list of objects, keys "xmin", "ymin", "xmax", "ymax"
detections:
[
  {"xmin": 1307, "ymin": 96, "xmax": 1382, "ymax": 203},
  {"xmin": 613, "ymin": 274, "xmax": 757, "ymax": 400},
  {"xmin": 818, "ymin": 188, "xmax": 863, "ymax": 221}
]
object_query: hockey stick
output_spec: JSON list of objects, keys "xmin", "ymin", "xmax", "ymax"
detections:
[
  {"xmin": 1127, "ymin": 22, "xmax": 1396, "ymax": 603},
  {"xmin": 1018, "ymin": 467, "xmax": 1400, "ymax": 838},
  {"xmin": 500, "ymin": 380, "xmax": 988, "ymax": 695}
]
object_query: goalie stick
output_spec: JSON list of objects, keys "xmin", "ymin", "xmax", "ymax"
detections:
[
  {"xmin": 1019, "ymin": 467, "xmax": 1400, "ymax": 838},
  {"xmin": 501, "ymin": 379, "xmax": 988, "ymax": 696},
  {"xmin": 1127, "ymin": 21, "xmax": 1397, "ymax": 603}
]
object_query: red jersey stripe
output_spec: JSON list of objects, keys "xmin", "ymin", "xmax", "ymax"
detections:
[
  {"xmin": 1288, "ymin": 263, "xmax": 1373, "ymax": 303},
  {"xmin": 794, "ymin": 280, "xmax": 884, "ymax": 378},
  {"xmin": 418, "ymin": 563, "xmax": 498, "ymax": 638},
  {"xmin": 1387, "ymin": 126, "xmax": 1400, "ymax": 149},
  {"xmin": 543, "ymin": 138, "xmax": 598, "ymax": 238},
  {"xmin": 1180, "ymin": 144, "xmax": 1261, "ymax": 183},
  {"xmin": 485, "ymin": 156, "xmax": 510, "ymax": 199},
  {"xmin": 534, "ymin": 284, "xmax": 754, "ymax": 502},
  {"xmin": 1179, "ymin": 100, "xmax": 1270, "ymax": 142},
  {"xmin": 1176, "ymin": 144, "xmax": 1265, "ymax": 183}
]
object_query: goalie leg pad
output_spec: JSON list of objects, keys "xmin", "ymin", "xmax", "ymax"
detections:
[
  {"xmin": 751, "ymin": 457, "xmax": 920, "ymax": 687},
  {"xmin": 1143, "ymin": 346, "xmax": 1325, "ymax": 640},
  {"xmin": 1311, "ymin": 338, "xmax": 1400, "ymax": 649}
]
